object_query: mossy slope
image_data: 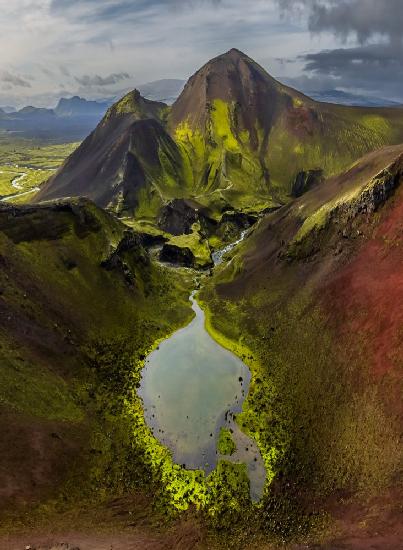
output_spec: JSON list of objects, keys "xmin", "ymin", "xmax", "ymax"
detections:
[
  {"xmin": 170, "ymin": 49, "xmax": 403, "ymax": 211},
  {"xmin": 0, "ymin": 198, "xmax": 193, "ymax": 514},
  {"xmin": 199, "ymin": 148, "xmax": 403, "ymax": 538},
  {"xmin": 36, "ymin": 91, "xmax": 191, "ymax": 219}
]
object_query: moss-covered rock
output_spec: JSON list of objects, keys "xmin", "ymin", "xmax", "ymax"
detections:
[{"xmin": 217, "ymin": 428, "xmax": 236, "ymax": 456}]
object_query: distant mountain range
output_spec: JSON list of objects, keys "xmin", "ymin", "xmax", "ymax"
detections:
[
  {"xmin": 306, "ymin": 89, "xmax": 401, "ymax": 107},
  {"xmin": 0, "ymin": 96, "xmax": 111, "ymax": 141},
  {"xmin": 1, "ymin": 78, "xmax": 401, "ymax": 143},
  {"xmin": 0, "ymin": 80, "xmax": 186, "ymax": 141},
  {"xmin": 54, "ymin": 96, "xmax": 112, "ymax": 117}
]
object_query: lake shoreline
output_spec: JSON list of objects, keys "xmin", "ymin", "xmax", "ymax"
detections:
[{"xmin": 137, "ymin": 232, "xmax": 267, "ymax": 502}]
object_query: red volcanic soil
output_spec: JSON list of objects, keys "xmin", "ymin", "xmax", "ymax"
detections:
[{"xmin": 323, "ymin": 186, "xmax": 403, "ymax": 384}]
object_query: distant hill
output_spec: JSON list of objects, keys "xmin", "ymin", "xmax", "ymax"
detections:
[
  {"xmin": 0, "ymin": 98, "xmax": 112, "ymax": 141},
  {"xmin": 0, "ymin": 106, "xmax": 16, "ymax": 114},
  {"xmin": 307, "ymin": 89, "xmax": 401, "ymax": 107},
  {"xmin": 15, "ymin": 106, "xmax": 55, "ymax": 118},
  {"xmin": 55, "ymin": 96, "xmax": 112, "ymax": 118}
]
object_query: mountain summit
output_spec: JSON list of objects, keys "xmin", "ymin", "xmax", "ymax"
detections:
[{"xmin": 170, "ymin": 48, "xmax": 301, "ymax": 139}]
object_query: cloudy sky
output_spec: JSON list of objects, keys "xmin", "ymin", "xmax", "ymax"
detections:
[{"xmin": 0, "ymin": 0, "xmax": 402, "ymax": 107}]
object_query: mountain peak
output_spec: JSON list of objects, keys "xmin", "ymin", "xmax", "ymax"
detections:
[
  {"xmin": 170, "ymin": 48, "xmax": 288, "ymax": 133},
  {"xmin": 104, "ymin": 89, "xmax": 166, "ymax": 122},
  {"xmin": 205, "ymin": 48, "xmax": 255, "ymax": 70},
  {"xmin": 223, "ymin": 48, "xmax": 248, "ymax": 59}
]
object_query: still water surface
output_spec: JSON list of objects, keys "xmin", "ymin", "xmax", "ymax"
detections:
[{"xmin": 138, "ymin": 292, "xmax": 266, "ymax": 501}]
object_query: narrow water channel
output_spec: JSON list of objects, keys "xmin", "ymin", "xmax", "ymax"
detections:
[{"xmin": 138, "ymin": 291, "xmax": 266, "ymax": 501}]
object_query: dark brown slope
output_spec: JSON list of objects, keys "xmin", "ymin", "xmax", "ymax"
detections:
[
  {"xmin": 36, "ymin": 91, "xmax": 185, "ymax": 215},
  {"xmin": 169, "ymin": 48, "xmax": 307, "ymax": 150}
]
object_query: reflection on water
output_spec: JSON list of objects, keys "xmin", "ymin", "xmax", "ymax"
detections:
[{"xmin": 138, "ymin": 292, "xmax": 266, "ymax": 501}]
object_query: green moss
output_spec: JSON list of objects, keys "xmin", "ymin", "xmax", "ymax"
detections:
[
  {"xmin": 360, "ymin": 114, "xmax": 391, "ymax": 135},
  {"xmin": 0, "ymin": 353, "xmax": 83, "ymax": 422},
  {"xmin": 210, "ymin": 100, "xmax": 239, "ymax": 152},
  {"xmin": 291, "ymin": 167, "xmax": 395, "ymax": 248},
  {"xmin": 197, "ymin": 291, "xmax": 279, "ymax": 494},
  {"xmin": 167, "ymin": 222, "xmax": 212, "ymax": 267},
  {"xmin": 199, "ymin": 257, "xmax": 403, "ymax": 539},
  {"xmin": 106, "ymin": 90, "xmax": 159, "ymax": 118},
  {"xmin": 206, "ymin": 461, "xmax": 251, "ymax": 529},
  {"xmin": 266, "ymin": 106, "xmax": 401, "ymax": 195},
  {"xmin": 173, "ymin": 105, "xmax": 275, "ymax": 214},
  {"xmin": 217, "ymin": 427, "xmax": 236, "ymax": 456}
]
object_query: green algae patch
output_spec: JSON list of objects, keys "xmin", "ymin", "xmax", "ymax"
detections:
[{"xmin": 217, "ymin": 427, "xmax": 236, "ymax": 456}]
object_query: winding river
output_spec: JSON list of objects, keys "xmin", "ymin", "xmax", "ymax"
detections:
[{"xmin": 138, "ymin": 289, "xmax": 266, "ymax": 501}]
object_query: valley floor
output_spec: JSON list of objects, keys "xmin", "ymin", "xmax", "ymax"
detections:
[{"xmin": 0, "ymin": 141, "xmax": 402, "ymax": 549}]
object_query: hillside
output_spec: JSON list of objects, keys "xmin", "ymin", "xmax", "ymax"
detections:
[
  {"xmin": 170, "ymin": 49, "xmax": 403, "ymax": 208},
  {"xmin": 200, "ymin": 145, "xmax": 403, "ymax": 545},
  {"xmin": 0, "ymin": 198, "xmax": 195, "ymax": 525},
  {"xmin": 36, "ymin": 91, "xmax": 188, "ymax": 217}
]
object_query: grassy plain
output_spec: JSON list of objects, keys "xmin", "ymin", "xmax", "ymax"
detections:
[{"xmin": 0, "ymin": 133, "xmax": 79, "ymax": 200}]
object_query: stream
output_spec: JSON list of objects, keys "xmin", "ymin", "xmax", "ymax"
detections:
[
  {"xmin": 0, "ymin": 165, "xmax": 54, "ymax": 203},
  {"xmin": 139, "ymin": 233, "xmax": 266, "ymax": 501},
  {"xmin": 211, "ymin": 229, "xmax": 249, "ymax": 265}
]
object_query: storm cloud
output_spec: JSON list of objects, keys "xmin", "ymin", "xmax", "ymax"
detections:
[
  {"xmin": 1, "ymin": 71, "xmax": 32, "ymax": 89},
  {"xmin": 280, "ymin": 0, "xmax": 403, "ymax": 43},
  {"xmin": 279, "ymin": 0, "xmax": 403, "ymax": 100},
  {"xmin": 75, "ymin": 72, "xmax": 131, "ymax": 87},
  {"xmin": 0, "ymin": 0, "xmax": 401, "ymax": 107}
]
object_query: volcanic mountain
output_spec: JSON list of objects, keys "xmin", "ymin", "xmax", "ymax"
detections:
[
  {"xmin": 36, "ymin": 49, "xmax": 403, "ymax": 218},
  {"xmin": 37, "ymin": 90, "xmax": 189, "ymax": 216}
]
